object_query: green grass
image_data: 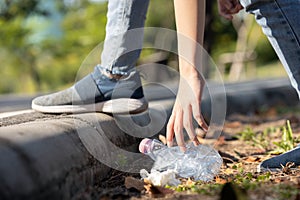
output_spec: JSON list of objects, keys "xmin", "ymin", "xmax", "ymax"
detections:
[
  {"xmin": 272, "ymin": 120, "xmax": 300, "ymax": 154},
  {"xmin": 236, "ymin": 120, "xmax": 299, "ymax": 153}
]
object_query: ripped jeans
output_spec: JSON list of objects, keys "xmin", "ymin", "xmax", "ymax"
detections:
[{"xmin": 100, "ymin": 0, "xmax": 149, "ymax": 75}]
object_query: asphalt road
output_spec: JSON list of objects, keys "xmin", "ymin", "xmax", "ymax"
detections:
[
  {"xmin": 0, "ymin": 94, "xmax": 35, "ymax": 113},
  {"xmin": 0, "ymin": 78, "xmax": 298, "ymax": 117}
]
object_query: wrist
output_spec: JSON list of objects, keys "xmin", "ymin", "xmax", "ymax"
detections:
[{"xmin": 179, "ymin": 63, "xmax": 201, "ymax": 78}]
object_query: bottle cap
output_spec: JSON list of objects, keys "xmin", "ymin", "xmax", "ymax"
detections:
[{"xmin": 139, "ymin": 138, "xmax": 152, "ymax": 153}]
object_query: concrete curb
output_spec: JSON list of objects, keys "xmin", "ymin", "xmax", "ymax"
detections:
[
  {"xmin": 0, "ymin": 99, "xmax": 174, "ymax": 200},
  {"xmin": 0, "ymin": 114, "xmax": 113, "ymax": 199},
  {"xmin": 0, "ymin": 78, "xmax": 299, "ymax": 199},
  {"xmin": 201, "ymin": 78, "xmax": 299, "ymax": 119},
  {"xmin": 224, "ymin": 78, "xmax": 299, "ymax": 113}
]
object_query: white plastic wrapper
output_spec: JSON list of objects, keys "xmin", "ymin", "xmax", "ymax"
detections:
[{"xmin": 140, "ymin": 169, "xmax": 181, "ymax": 186}]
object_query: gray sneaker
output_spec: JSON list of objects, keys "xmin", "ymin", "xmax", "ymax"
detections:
[
  {"xmin": 32, "ymin": 66, "xmax": 148, "ymax": 114},
  {"xmin": 257, "ymin": 145, "xmax": 300, "ymax": 172}
]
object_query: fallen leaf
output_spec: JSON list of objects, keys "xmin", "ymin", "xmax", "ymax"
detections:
[
  {"xmin": 185, "ymin": 178, "xmax": 196, "ymax": 187},
  {"xmin": 244, "ymin": 156, "xmax": 260, "ymax": 163},
  {"xmin": 159, "ymin": 134, "xmax": 167, "ymax": 145},
  {"xmin": 282, "ymin": 162, "xmax": 295, "ymax": 174},
  {"xmin": 216, "ymin": 136, "xmax": 226, "ymax": 146},
  {"xmin": 143, "ymin": 178, "xmax": 152, "ymax": 185},
  {"xmin": 264, "ymin": 107, "xmax": 278, "ymax": 117},
  {"xmin": 125, "ymin": 176, "xmax": 145, "ymax": 191},
  {"xmin": 224, "ymin": 168, "xmax": 236, "ymax": 174},
  {"xmin": 144, "ymin": 184, "xmax": 174, "ymax": 198},
  {"xmin": 216, "ymin": 176, "xmax": 228, "ymax": 184},
  {"xmin": 225, "ymin": 121, "xmax": 242, "ymax": 128},
  {"xmin": 155, "ymin": 186, "xmax": 175, "ymax": 195},
  {"xmin": 144, "ymin": 183, "xmax": 153, "ymax": 194},
  {"xmin": 251, "ymin": 149, "xmax": 267, "ymax": 155},
  {"xmin": 274, "ymin": 178, "xmax": 283, "ymax": 183},
  {"xmin": 290, "ymin": 176, "xmax": 300, "ymax": 185}
]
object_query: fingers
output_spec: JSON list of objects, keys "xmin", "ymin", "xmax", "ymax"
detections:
[
  {"xmin": 221, "ymin": 0, "xmax": 234, "ymax": 11},
  {"xmin": 234, "ymin": 0, "xmax": 243, "ymax": 9},
  {"xmin": 218, "ymin": 2, "xmax": 234, "ymax": 20},
  {"xmin": 218, "ymin": 0, "xmax": 244, "ymax": 20},
  {"xmin": 232, "ymin": 1, "xmax": 243, "ymax": 13},
  {"xmin": 165, "ymin": 75, "xmax": 210, "ymax": 152},
  {"xmin": 167, "ymin": 108, "xmax": 186, "ymax": 152},
  {"xmin": 173, "ymin": 109, "xmax": 186, "ymax": 152},
  {"xmin": 166, "ymin": 104, "xmax": 207, "ymax": 152},
  {"xmin": 183, "ymin": 105, "xmax": 201, "ymax": 147},
  {"xmin": 166, "ymin": 112, "xmax": 175, "ymax": 148},
  {"xmin": 192, "ymin": 102, "xmax": 208, "ymax": 132}
]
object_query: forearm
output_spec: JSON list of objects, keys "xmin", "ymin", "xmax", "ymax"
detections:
[
  {"xmin": 174, "ymin": 0, "xmax": 206, "ymax": 76},
  {"xmin": 167, "ymin": 0, "xmax": 208, "ymax": 150}
]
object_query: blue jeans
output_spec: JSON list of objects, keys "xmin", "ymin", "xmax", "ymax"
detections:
[
  {"xmin": 100, "ymin": 0, "xmax": 149, "ymax": 75},
  {"xmin": 240, "ymin": 0, "xmax": 300, "ymax": 98}
]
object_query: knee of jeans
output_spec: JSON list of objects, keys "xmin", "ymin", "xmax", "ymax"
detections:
[{"xmin": 289, "ymin": 71, "xmax": 300, "ymax": 98}]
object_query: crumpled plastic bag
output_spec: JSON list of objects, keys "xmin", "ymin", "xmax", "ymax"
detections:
[{"xmin": 140, "ymin": 169, "xmax": 181, "ymax": 186}]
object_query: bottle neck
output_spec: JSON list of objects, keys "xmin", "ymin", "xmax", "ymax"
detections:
[
  {"xmin": 142, "ymin": 139, "xmax": 153, "ymax": 154},
  {"xmin": 139, "ymin": 138, "xmax": 166, "ymax": 155},
  {"xmin": 150, "ymin": 139, "xmax": 166, "ymax": 152}
]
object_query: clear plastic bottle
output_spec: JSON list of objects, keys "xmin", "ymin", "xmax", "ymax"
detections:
[{"xmin": 139, "ymin": 138, "xmax": 223, "ymax": 181}]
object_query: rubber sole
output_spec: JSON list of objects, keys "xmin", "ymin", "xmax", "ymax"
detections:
[{"xmin": 32, "ymin": 97, "xmax": 148, "ymax": 114}]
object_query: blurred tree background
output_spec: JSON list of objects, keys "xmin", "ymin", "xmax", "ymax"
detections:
[{"xmin": 0, "ymin": 0, "xmax": 283, "ymax": 94}]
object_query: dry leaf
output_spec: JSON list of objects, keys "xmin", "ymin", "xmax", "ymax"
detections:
[
  {"xmin": 265, "ymin": 107, "xmax": 278, "ymax": 117},
  {"xmin": 143, "ymin": 178, "xmax": 152, "ymax": 185},
  {"xmin": 290, "ymin": 176, "xmax": 300, "ymax": 185},
  {"xmin": 159, "ymin": 134, "xmax": 167, "ymax": 145},
  {"xmin": 282, "ymin": 162, "xmax": 295, "ymax": 174},
  {"xmin": 251, "ymin": 149, "xmax": 266, "ymax": 155},
  {"xmin": 244, "ymin": 156, "xmax": 260, "ymax": 163},
  {"xmin": 224, "ymin": 168, "xmax": 236, "ymax": 174},
  {"xmin": 216, "ymin": 176, "xmax": 228, "ymax": 184},
  {"xmin": 185, "ymin": 178, "xmax": 196, "ymax": 186},
  {"xmin": 274, "ymin": 178, "xmax": 283, "ymax": 183},
  {"xmin": 144, "ymin": 184, "xmax": 153, "ymax": 194},
  {"xmin": 125, "ymin": 176, "xmax": 145, "ymax": 191},
  {"xmin": 216, "ymin": 136, "xmax": 226, "ymax": 146},
  {"xmin": 225, "ymin": 121, "xmax": 242, "ymax": 128},
  {"xmin": 144, "ymin": 184, "xmax": 174, "ymax": 198}
]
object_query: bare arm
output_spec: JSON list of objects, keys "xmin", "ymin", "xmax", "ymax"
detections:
[
  {"xmin": 167, "ymin": 0, "xmax": 208, "ymax": 151},
  {"xmin": 174, "ymin": 0, "xmax": 205, "ymax": 62}
]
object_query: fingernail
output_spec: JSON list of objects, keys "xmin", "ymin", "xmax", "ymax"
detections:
[{"xmin": 167, "ymin": 141, "xmax": 172, "ymax": 147}]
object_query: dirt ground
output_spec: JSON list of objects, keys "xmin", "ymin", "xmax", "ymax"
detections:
[{"xmin": 81, "ymin": 105, "xmax": 300, "ymax": 200}]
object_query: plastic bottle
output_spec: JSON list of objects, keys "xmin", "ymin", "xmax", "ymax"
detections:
[{"xmin": 139, "ymin": 138, "xmax": 223, "ymax": 181}]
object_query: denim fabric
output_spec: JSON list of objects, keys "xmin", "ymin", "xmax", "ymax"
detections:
[
  {"xmin": 100, "ymin": 0, "xmax": 150, "ymax": 75},
  {"xmin": 239, "ymin": 0, "xmax": 300, "ymax": 98}
]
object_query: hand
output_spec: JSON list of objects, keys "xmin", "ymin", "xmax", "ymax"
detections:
[
  {"xmin": 217, "ymin": 0, "xmax": 243, "ymax": 20},
  {"xmin": 166, "ymin": 71, "xmax": 208, "ymax": 152}
]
